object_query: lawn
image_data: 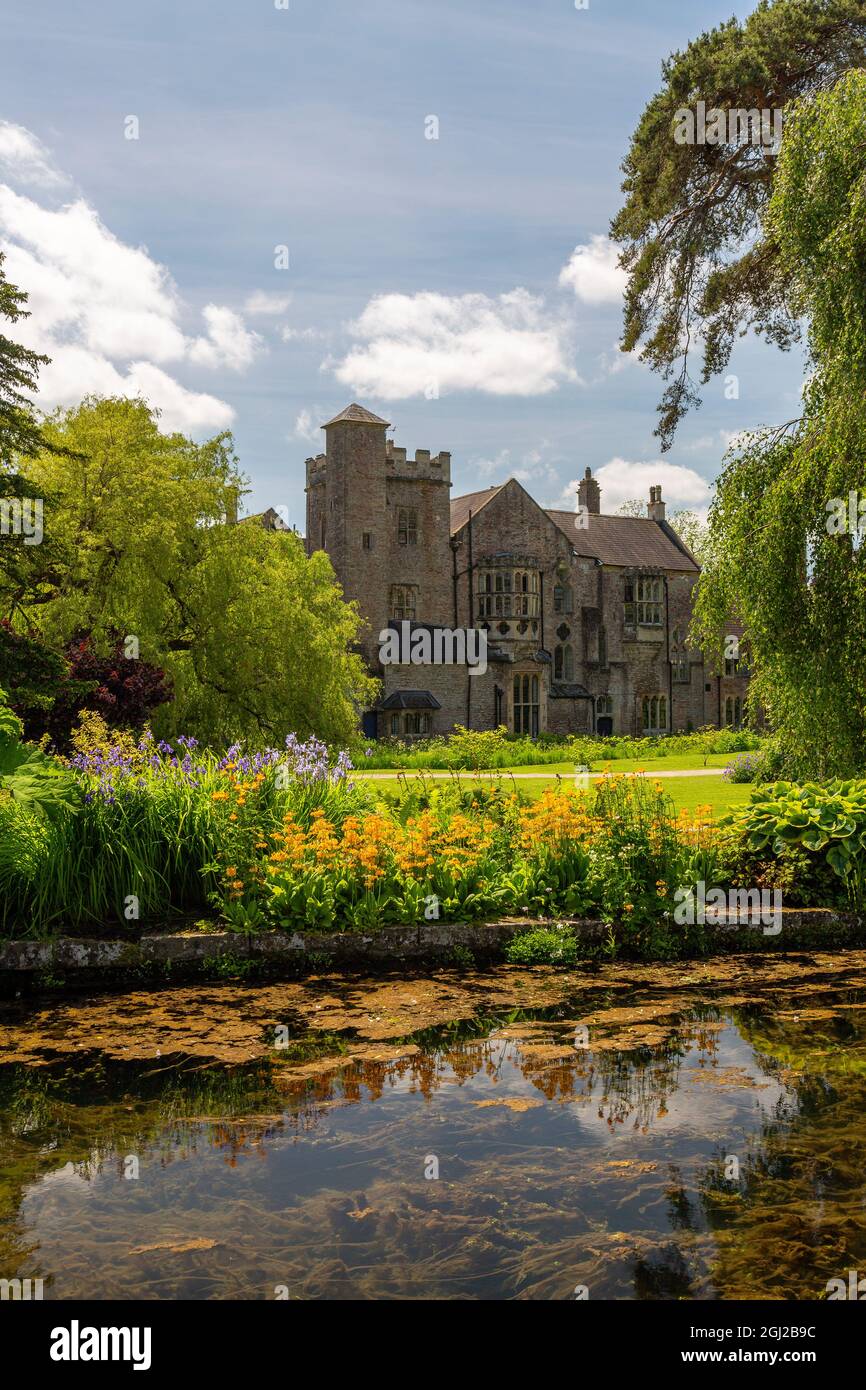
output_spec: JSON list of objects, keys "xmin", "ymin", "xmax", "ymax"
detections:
[
  {"xmin": 361, "ymin": 752, "xmax": 733, "ymax": 777},
  {"xmin": 355, "ymin": 768, "xmax": 752, "ymax": 815}
]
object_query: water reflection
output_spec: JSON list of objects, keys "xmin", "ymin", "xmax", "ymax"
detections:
[{"xmin": 2, "ymin": 962, "xmax": 866, "ymax": 1300}]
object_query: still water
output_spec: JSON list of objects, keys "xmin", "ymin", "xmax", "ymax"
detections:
[{"xmin": 1, "ymin": 952, "xmax": 865, "ymax": 1300}]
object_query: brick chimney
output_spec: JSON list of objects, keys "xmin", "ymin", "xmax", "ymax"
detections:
[
  {"xmin": 578, "ymin": 467, "xmax": 601, "ymax": 515},
  {"xmin": 647, "ymin": 485, "xmax": 666, "ymax": 521}
]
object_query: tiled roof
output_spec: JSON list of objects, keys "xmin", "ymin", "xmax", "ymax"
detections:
[
  {"xmin": 546, "ymin": 510, "xmax": 699, "ymax": 571},
  {"xmin": 322, "ymin": 403, "xmax": 391, "ymax": 428},
  {"xmin": 451, "ymin": 481, "xmax": 699, "ymax": 571},
  {"xmin": 449, "ymin": 485, "xmax": 504, "ymax": 534}
]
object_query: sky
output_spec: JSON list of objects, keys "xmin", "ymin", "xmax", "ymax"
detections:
[{"xmin": 0, "ymin": 0, "xmax": 807, "ymax": 530}]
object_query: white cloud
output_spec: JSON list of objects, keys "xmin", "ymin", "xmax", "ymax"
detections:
[
  {"xmin": 32, "ymin": 344, "xmax": 234, "ymax": 432},
  {"xmin": 281, "ymin": 325, "xmax": 326, "ymax": 342},
  {"xmin": 0, "ymin": 121, "xmax": 66, "ymax": 187},
  {"xmin": 550, "ymin": 457, "xmax": 712, "ymax": 515},
  {"xmin": 189, "ymin": 304, "xmax": 263, "ymax": 371},
  {"xmin": 293, "ymin": 408, "xmax": 319, "ymax": 442},
  {"xmin": 329, "ymin": 288, "xmax": 578, "ymax": 399},
  {"xmin": 597, "ymin": 341, "xmax": 642, "ymax": 376},
  {"xmin": 559, "ymin": 235, "xmax": 627, "ymax": 305},
  {"xmin": 245, "ymin": 289, "xmax": 292, "ymax": 316},
  {"xmin": 471, "ymin": 441, "xmax": 560, "ymax": 488},
  {"xmin": 0, "ymin": 125, "xmax": 265, "ymax": 432}
]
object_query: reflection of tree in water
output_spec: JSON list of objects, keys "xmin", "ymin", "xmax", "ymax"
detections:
[
  {"xmin": 7, "ymin": 994, "xmax": 857, "ymax": 1300},
  {"xmin": 688, "ymin": 1008, "xmax": 866, "ymax": 1299}
]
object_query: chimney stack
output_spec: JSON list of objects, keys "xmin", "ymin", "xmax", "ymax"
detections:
[
  {"xmin": 647, "ymin": 485, "xmax": 666, "ymax": 521},
  {"xmin": 578, "ymin": 467, "xmax": 601, "ymax": 516}
]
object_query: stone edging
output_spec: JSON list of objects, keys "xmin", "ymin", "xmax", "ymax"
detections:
[{"xmin": 0, "ymin": 908, "xmax": 860, "ymax": 974}]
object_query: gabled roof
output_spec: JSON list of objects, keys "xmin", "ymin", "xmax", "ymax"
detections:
[
  {"xmin": 449, "ymin": 485, "xmax": 504, "ymax": 534},
  {"xmin": 322, "ymin": 403, "xmax": 391, "ymax": 428},
  {"xmin": 545, "ymin": 510, "xmax": 699, "ymax": 572}
]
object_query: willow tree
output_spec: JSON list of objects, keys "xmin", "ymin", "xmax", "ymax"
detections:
[{"xmin": 693, "ymin": 70, "xmax": 866, "ymax": 776}]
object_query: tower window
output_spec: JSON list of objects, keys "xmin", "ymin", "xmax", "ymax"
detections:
[
  {"xmin": 397, "ymin": 508, "xmax": 417, "ymax": 546},
  {"xmin": 390, "ymin": 585, "xmax": 418, "ymax": 621},
  {"xmin": 362, "ymin": 531, "xmax": 372, "ymax": 550}
]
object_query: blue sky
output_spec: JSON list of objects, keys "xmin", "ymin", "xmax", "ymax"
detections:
[{"xmin": 0, "ymin": 0, "xmax": 806, "ymax": 528}]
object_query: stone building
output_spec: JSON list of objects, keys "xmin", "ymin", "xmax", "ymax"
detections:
[{"xmin": 305, "ymin": 404, "xmax": 748, "ymax": 740}]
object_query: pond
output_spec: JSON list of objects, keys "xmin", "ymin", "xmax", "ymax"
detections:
[{"xmin": 2, "ymin": 951, "xmax": 865, "ymax": 1300}]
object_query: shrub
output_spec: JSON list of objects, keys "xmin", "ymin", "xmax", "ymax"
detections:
[
  {"xmin": 723, "ymin": 752, "xmax": 765, "ymax": 783},
  {"xmin": 505, "ymin": 925, "xmax": 579, "ymax": 966},
  {"xmin": 723, "ymin": 780, "xmax": 866, "ymax": 906}
]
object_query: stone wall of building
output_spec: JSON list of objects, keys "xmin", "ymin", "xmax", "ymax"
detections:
[{"xmin": 305, "ymin": 404, "xmax": 750, "ymax": 739}]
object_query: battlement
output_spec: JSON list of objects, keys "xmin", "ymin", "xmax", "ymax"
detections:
[
  {"xmin": 385, "ymin": 440, "xmax": 451, "ymax": 480},
  {"xmin": 305, "ymin": 453, "xmax": 327, "ymax": 486}
]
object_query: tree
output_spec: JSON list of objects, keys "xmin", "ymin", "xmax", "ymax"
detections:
[
  {"xmin": 3, "ymin": 397, "xmax": 377, "ymax": 747},
  {"xmin": 617, "ymin": 499, "xmax": 710, "ymax": 563},
  {"xmin": 693, "ymin": 70, "xmax": 866, "ymax": 776},
  {"xmin": 669, "ymin": 509, "xmax": 710, "ymax": 566},
  {"xmin": 611, "ymin": 0, "xmax": 866, "ymax": 448},
  {"xmin": 615, "ymin": 499, "xmax": 646, "ymax": 518},
  {"xmin": 0, "ymin": 623, "xmax": 172, "ymax": 747},
  {"xmin": 0, "ymin": 250, "xmax": 54, "ymax": 466}
]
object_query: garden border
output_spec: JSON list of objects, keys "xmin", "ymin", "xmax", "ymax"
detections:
[{"xmin": 0, "ymin": 907, "xmax": 862, "ymax": 980}]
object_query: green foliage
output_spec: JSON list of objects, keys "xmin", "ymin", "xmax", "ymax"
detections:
[
  {"xmin": 0, "ymin": 622, "xmax": 71, "ymax": 718},
  {"xmin": 723, "ymin": 752, "xmax": 767, "ymax": 783},
  {"xmin": 0, "ymin": 250, "xmax": 53, "ymax": 464},
  {"xmin": 505, "ymin": 926, "xmax": 579, "ymax": 967},
  {"xmin": 1, "ymin": 710, "xmax": 861, "ymax": 944},
  {"xmin": 0, "ymin": 685, "xmax": 79, "ymax": 822},
  {"xmin": 356, "ymin": 727, "xmax": 762, "ymax": 770},
  {"xmin": 2, "ymin": 397, "xmax": 377, "ymax": 747},
  {"xmin": 723, "ymin": 780, "xmax": 866, "ymax": 900},
  {"xmin": 693, "ymin": 71, "xmax": 866, "ymax": 776},
  {"xmin": 0, "ymin": 723, "xmax": 371, "ymax": 935},
  {"xmin": 611, "ymin": 0, "xmax": 866, "ymax": 447},
  {"xmin": 669, "ymin": 510, "xmax": 711, "ymax": 565}
]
